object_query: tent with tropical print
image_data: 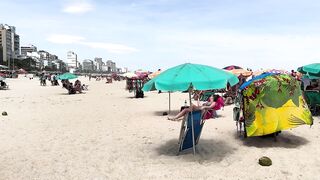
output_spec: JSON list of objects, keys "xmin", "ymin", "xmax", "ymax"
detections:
[{"xmin": 234, "ymin": 73, "xmax": 313, "ymax": 137}]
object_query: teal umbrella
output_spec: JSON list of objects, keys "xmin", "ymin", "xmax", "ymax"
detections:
[
  {"xmin": 143, "ymin": 63, "xmax": 239, "ymax": 91},
  {"xmin": 57, "ymin": 73, "xmax": 78, "ymax": 80},
  {"xmin": 297, "ymin": 63, "xmax": 320, "ymax": 77},
  {"xmin": 0, "ymin": 65, "xmax": 8, "ymax": 69},
  {"xmin": 142, "ymin": 63, "xmax": 239, "ymax": 155}
]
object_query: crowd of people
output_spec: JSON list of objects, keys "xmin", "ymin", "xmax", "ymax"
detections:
[
  {"xmin": 61, "ymin": 79, "xmax": 88, "ymax": 94},
  {"xmin": 39, "ymin": 73, "xmax": 59, "ymax": 86}
]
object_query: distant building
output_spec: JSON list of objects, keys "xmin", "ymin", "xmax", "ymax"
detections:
[
  {"xmin": 94, "ymin": 57, "xmax": 103, "ymax": 71},
  {"xmin": 77, "ymin": 62, "xmax": 82, "ymax": 71},
  {"xmin": 21, "ymin": 44, "xmax": 37, "ymax": 57},
  {"xmin": 0, "ymin": 24, "xmax": 20, "ymax": 66},
  {"xmin": 123, "ymin": 67, "xmax": 128, "ymax": 73},
  {"xmin": 106, "ymin": 60, "xmax": 116, "ymax": 72},
  {"xmin": 67, "ymin": 51, "xmax": 77, "ymax": 72},
  {"xmin": 52, "ymin": 59, "xmax": 67, "ymax": 72},
  {"xmin": 82, "ymin": 59, "xmax": 94, "ymax": 71},
  {"xmin": 26, "ymin": 51, "xmax": 41, "ymax": 69}
]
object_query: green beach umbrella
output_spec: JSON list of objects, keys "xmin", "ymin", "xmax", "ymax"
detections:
[
  {"xmin": 0, "ymin": 65, "xmax": 8, "ymax": 69},
  {"xmin": 142, "ymin": 63, "xmax": 239, "ymax": 155},
  {"xmin": 143, "ymin": 63, "xmax": 239, "ymax": 92},
  {"xmin": 297, "ymin": 63, "xmax": 320, "ymax": 77},
  {"xmin": 57, "ymin": 73, "xmax": 78, "ymax": 80}
]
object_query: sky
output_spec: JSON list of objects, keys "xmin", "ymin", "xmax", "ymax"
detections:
[{"xmin": 1, "ymin": 0, "xmax": 320, "ymax": 71}]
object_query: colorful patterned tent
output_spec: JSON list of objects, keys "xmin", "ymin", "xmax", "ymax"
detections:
[{"xmin": 237, "ymin": 73, "xmax": 313, "ymax": 137}]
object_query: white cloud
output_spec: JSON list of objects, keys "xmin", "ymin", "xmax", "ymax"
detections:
[
  {"xmin": 47, "ymin": 34, "xmax": 137, "ymax": 54},
  {"xmin": 46, "ymin": 34, "xmax": 85, "ymax": 44},
  {"xmin": 62, "ymin": 1, "xmax": 94, "ymax": 14},
  {"xmin": 154, "ymin": 30, "xmax": 320, "ymax": 70},
  {"xmin": 82, "ymin": 42, "xmax": 138, "ymax": 53}
]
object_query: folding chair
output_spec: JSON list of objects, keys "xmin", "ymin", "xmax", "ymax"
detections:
[
  {"xmin": 178, "ymin": 110, "xmax": 205, "ymax": 154},
  {"xmin": 199, "ymin": 91, "xmax": 215, "ymax": 101}
]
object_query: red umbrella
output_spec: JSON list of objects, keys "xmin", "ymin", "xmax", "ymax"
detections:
[
  {"xmin": 18, "ymin": 68, "xmax": 27, "ymax": 74},
  {"xmin": 223, "ymin": 65, "xmax": 243, "ymax": 70}
]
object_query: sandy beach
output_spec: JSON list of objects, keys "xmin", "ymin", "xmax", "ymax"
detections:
[{"xmin": 0, "ymin": 76, "xmax": 319, "ymax": 179}]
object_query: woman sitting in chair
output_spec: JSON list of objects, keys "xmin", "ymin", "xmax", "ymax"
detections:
[{"xmin": 168, "ymin": 95, "xmax": 222, "ymax": 121}]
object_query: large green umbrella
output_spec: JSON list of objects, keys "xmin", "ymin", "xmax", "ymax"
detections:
[
  {"xmin": 297, "ymin": 63, "xmax": 320, "ymax": 77},
  {"xmin": 143, "ymin": 63, "xmax": 239, "ymax": 91},
  {"xmin": 0, "ymin": 65, "xmax": 8, "ymax": 69},
  {"xmin": 57, "ymin": 73, "xmax": 78, "ymax": 80},
  {"xmin": 142, "ymin": 63, "xmax": 239, "ymax": 155}
]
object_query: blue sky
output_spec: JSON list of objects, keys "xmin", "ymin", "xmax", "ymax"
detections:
[{"xmin": 1, "ymin": 0, "xmax": 320, "ymax": 71}]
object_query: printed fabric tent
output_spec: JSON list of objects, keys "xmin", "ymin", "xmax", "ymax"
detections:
[{"xmin": 235, "ymin": 73, "xmax": 313, "ymax": 137}]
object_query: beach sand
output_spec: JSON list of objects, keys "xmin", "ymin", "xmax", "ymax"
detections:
[{"xmin": 0, "ymin": 75, "xmax": 319, "ymax": 179}]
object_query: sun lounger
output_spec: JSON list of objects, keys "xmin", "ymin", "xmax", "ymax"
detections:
[{"xmin": 178, "ymin": 110, "xmax": 205, "ymax": 153}]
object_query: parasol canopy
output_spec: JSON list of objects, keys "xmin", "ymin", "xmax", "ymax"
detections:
[
  {"xmin": 57, "ymin": 73, "xmax": 78, "ymax": 80},
  {"xmin": 122, "ymin": 72, "xmax": 138, "ymax": 78},
  {"xmin": 297, "ymin": 63, "xmax": 320, "ymax": 78},
  {"xmin": 143, "ymin": 63, "xmax": 239, "ymax": 92},
  {"xmin": 223, "ymin": 65, "xmax": 243, "ymax": 71}
]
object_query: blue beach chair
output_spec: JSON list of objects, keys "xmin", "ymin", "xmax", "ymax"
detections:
[{"xmin": 178, "ymin": 110, "xmax": 205, "ymax": 153}]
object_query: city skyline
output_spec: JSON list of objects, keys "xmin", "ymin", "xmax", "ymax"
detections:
[{"xmin": 1, "ymin": 0, "xmax": 320, "ymax": 71}]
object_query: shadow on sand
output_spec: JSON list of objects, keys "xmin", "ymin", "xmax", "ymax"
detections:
[
  {"xmin": 155, "ymin": 139, "xmax": 235, "ymax": 163},
  {"xmin": 234, "ymin": 131, "xmax": 309, "ymax": 148},
  {"xmin": 57, "ymin": 92, "xmax": 86, "ymax": 95},
  {"xmin": 153, "ymin": 110, "xmax": 181, "ymax": 116},
  {"xmin": 125, "ymin": 96, "xmax": 148, "ymax": 99}
]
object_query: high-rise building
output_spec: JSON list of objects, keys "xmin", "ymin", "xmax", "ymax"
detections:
[
  {"xmin": 94, "ymin": 57, "xmax": 103, "ymax": 71},
  {"xmin": 21, "ymin": 44, "xmax": 37, "ymax": 57},
  {"xmin": 0, "ymin": 24, "xmax": 20, "ymax": 66},
  {"xmin": 82, "ymin": 59, "xmax": 94, "ymax": 71},
  {"xmin": 106, "ymin": 60, "xmax": 117, "ymax": 72},
  {"xmin": 67, "ymin": 51, "xmax": 77, "ymax": 72}
]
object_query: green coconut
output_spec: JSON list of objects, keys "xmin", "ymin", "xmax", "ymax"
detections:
[{"xmin": 259, "ymin": 156, "xmax": 272, "ymax": 166}]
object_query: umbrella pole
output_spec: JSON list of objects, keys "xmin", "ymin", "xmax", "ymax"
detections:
[
  {"xmin": 169, "ymin": 92, "xmax": 171, "ymax": 114},
  {"xmin": 189, "ymin": 89, "xmax": 196, "ymax": 155}
]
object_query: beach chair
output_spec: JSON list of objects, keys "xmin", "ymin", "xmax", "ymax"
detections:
[
  {"xmin": 178, "ymin": 110, "xmax": 205, "ymax": 153},
  {"xmin": 304, "ymin": 90, "xmax": 320, "ymax": 115},
  {"xmin": 0, "ymin": 81, "xmax": 9, "ymax": 90},
  {"xmin": 199, "ymin": 91, "xmax": 215, "ymax": 101}
]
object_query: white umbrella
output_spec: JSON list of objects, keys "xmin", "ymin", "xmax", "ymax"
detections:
[
  {"xmin": 0, "ymin": 65, "xmax": 8, "ymax": 69},
  {"xmin": 123, "ymin": 72, "xmax": 138, "ymax": 78}
]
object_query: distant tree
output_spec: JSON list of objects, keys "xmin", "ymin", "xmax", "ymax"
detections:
[{"xmin": 13, "ymin": 57, "xmax": 37, "ymax": 71}]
